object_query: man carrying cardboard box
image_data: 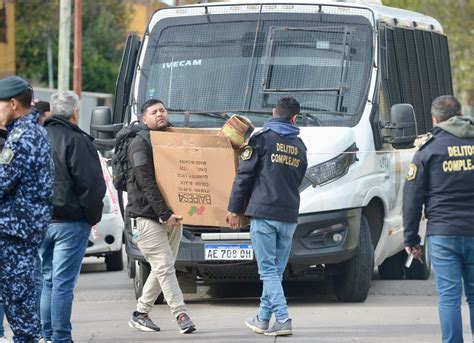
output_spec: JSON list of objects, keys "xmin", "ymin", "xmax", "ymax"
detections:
[
  {"xmin": 126, "ymin": 99, "xmax": 196, "ymax": 334},
  {"xmin": 226, "ymin": 97, "xmax": 308, "ymax": 337}
]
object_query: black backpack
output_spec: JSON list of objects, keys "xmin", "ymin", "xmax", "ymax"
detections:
[{"xmin": 111, "ymin": 120, "xmax": 143, "ymax": 192}]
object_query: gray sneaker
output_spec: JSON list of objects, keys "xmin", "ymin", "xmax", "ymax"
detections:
[
  {"xmin": 264, "ymin": 318, "xmax": 292, "ymax": 336},
  {"xmin": 245, "ymin": 315, "xmax": 270, "ymax": 334},
  {"xmin": 176, "ymin": 313, "xmax": 196, "ymax": 334},
  {"xmin": 129, "ymin": 311, "xmax": 160, "ymax": 332}
]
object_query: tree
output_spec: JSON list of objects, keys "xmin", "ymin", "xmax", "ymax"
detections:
[
  {"xmin": 383, "ymin": 0, "xmax": 474, "ymax": 104},
  {"xmin": 15, "ymin": 0, "xmax": 132, "ymax": 93}
]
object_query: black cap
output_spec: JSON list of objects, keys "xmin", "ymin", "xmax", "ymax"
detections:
[
  {"xmin": 33, "ymin": 100, "xmax": 50, "ymax": 115},
  {"xmin": 0, "ymin": 76, "xmax": 30, "ymax": 100}
]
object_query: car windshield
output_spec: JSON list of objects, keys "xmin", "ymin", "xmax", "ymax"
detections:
[{"xmin": 137, "ymin": 11, "xmax": 373, "ymax": 128}]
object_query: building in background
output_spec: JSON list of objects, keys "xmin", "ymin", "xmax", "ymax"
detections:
[
  {"xmin": 128, "ymin": 0, "xmax": 169, "ymax": 37},
  {"xmin": 0, "ymin": 0, "xmax": 15, "ymax": 78}
]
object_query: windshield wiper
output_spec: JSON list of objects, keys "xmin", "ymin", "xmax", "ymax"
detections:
[
  {"xmin": 301, "ymin": 105, "xmax": 346, "ymax": 117},
  {"xmin": 223, "ymin": 110, "xmax": 273, "ymax": 116}
]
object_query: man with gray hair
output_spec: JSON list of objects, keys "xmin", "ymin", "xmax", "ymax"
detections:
[
  {"xmin": 40, "ymin": 91, "xmax": 106, "ymax": 342},
  {"xmin": 403, "ymin": 95, "xmax": 474, "ymax": 342}
]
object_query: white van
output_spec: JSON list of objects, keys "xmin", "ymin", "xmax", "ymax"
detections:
[{"xmin": 91, "ymin": 0, "xmax": 452, "ymax": 301}]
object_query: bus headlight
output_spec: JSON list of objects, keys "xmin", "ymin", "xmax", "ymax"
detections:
[{"xmin": 299, "ymin": 143, "xmax": 358, "ymax": 190}]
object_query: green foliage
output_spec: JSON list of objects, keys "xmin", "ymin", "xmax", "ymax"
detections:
[
  {"xmin": 15, "ymin": 0, "xmax": 59, "ymax": 86},
  {"xmin": 384, "ymin": 0, "xmax": 474, "ymax": 99},
  {"xmin": 15, "ymin": 0, "xmax": 132, "ymax": 93}
]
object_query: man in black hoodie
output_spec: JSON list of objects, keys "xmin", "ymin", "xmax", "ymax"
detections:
[
  {"xmin": 40, "ymin": 91, "xmax": 106, "ymax": 343},
  {"xmin": 127, "ymin": 99, "xmax": 195, "ymax": 335},
  {"xmin": 226, "ymin": 97, "xmax": 308, "ymax": 337},
  {"xmin": 403, "ymin": 95, "xmax": 474, "ymax": 343}
]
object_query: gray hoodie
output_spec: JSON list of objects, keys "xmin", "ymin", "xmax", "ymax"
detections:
[{"xmin": 436, "ymin": 116, "xmax": 474, "ymax": 138}]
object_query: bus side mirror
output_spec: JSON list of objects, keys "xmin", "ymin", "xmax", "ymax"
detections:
[
  {"xmin": 90, "ymin": 106, "xmax": 123, "ymax": 152},
  {"xmin": 383, "ymin": 104, "xmax": 417, "ymax": 149}
]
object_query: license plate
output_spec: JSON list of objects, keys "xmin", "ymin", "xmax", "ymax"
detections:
[{"xmin": 204, "ymin": 244, "xmax": 253, "ymax": 261}]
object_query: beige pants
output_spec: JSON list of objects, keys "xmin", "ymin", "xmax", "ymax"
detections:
[{"xmin": 135, "ymin": 217, "xmax": 187, "ymax": 316}]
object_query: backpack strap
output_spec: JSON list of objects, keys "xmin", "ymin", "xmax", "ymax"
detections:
[{"xmin": 136, "ymin": 129, "xmax": 152, "ymax": 149}]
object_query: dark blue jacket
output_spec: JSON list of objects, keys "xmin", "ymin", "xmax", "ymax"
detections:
[
  {"xmin": 0, "ymin": 113, "xmax": 54, "ymax": 246},
  {"xmin": 403, "ymin": 116, "xmax": 474, "ymax": 246},
  {"xmin": 228, "ymin": 118, "xmax": 308, "ymax": 223}
]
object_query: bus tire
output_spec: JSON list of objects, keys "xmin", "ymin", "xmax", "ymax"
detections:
[
  {"xmin": 105, "ymin": 246, "xmax": 124, "ymax": 271},
  {"xmin": 133, "ymin": 261, "xmax": 165, "ymax": 304},
  {"xmin": 333, "ymin": 215, "xmax": 374, "ymax": 302},
  {"xmin": 378, "ymin": 250, "xmax": 405, "ymax": 280}
]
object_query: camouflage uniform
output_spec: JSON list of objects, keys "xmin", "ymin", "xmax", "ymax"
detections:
[{"xmin": 0, "ymin": 112, "xmax": 54, "ymax": 343}]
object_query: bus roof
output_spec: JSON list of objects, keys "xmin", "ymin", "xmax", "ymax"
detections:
[{"xmin": 160, "ymin": 0, "xmax": 443, "ymax": 33}]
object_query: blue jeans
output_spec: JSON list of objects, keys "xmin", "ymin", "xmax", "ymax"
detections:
[
  {"xmin": 428, "ymin": 235, "xmax": 474, "ymax": 343},
  {"xmin": 39, "ymin": 221, "xmax": 90, "ymax": 343},
  {"xmin": 250, "ymin": 218, "xmax": 297, "ymax": 322}
]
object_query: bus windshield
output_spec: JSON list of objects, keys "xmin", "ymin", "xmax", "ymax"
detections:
[{"xmin": 137, "ymin": 12, "xmax": 373, "ymax": 128}]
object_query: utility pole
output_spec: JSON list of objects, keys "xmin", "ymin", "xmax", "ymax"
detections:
[
  {"xmin": 73, "ymin": 0, "xmax": 82, "ymax": 97},
  {"xmin": 58, "ymin": 0, "xmax": 71, "ymax": 91},
  {"xmin": 47, "ymin": 33, "xmax": 54, "ymax": 89}
]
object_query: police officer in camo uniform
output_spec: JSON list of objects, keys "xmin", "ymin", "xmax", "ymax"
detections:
[
  {"xmin": 0, "ymin": 76, "xmax": 54, "ymax": 343},
  {"xmin": 0, "ymin": 124, "xmax": 9, "ymax": 343}
]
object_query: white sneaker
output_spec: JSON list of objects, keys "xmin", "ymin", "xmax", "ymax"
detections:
[{"xmin": 0, "ymin": 336, "xmax": 10, "ymax": 343}]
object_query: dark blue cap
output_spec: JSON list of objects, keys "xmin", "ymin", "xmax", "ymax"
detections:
[{"xmin": 0, "ymin": 76, "xmax": 31, "ymax": 100}]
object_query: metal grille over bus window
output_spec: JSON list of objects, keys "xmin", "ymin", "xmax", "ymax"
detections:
[
  {"xmin": 386, "ymin": 27, "xmax": 453, "ymax": 136},
  {"xmin": 414, "ymin": 30, "xmax": 433, "ymax": 132},
  {"xmin": 439, "ymin": 36, "xmax": 453, "ymax": 94},
  {"xmin": 138, "ymin": 7, "xmax": 374, "ymax": 129},
  {"xmin": 406, "ymin": 29, "xmax": 427, "ymax": 134}
]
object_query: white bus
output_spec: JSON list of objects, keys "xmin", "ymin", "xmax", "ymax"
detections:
[{"xmin": 91, "ymin": 0, "xmax": 452, "ymax": 302}]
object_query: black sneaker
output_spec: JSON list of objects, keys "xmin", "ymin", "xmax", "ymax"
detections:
[
  {"xmin": 129, "ymin": 311, "xmax": 161, "ymax": 332},
  {"xmin": 176, "ymin": 313, "xmax": 196, "ymax": 334}
]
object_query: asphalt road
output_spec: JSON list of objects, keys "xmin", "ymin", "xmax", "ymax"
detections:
[{"xmin": 4, "ymin": 255, "xmax": 472, "ymax": 342}]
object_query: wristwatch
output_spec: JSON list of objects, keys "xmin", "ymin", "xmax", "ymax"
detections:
[{"xmin": 229, "ymin": 212, "xmax": 238, "ymax": 217}]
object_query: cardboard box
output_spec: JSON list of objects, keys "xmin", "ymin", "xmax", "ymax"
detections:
[{"xmin": 151, "ymin": 128, "xmax": 248, "ymax": 227}]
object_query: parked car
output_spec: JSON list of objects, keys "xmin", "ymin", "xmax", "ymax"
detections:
[{"xmin": 84, "ymin": 155, "xmax": 124, "ymax": 271}]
